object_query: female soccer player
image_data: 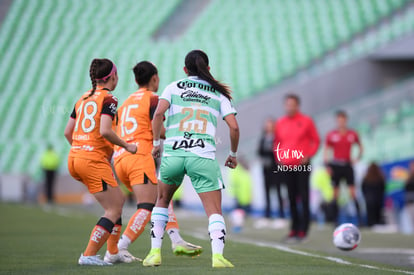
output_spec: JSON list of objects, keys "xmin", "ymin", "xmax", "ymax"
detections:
[
  {"xmin": 64, "ymin": 58, "xmax": 137, "ymax": 266},
  {"xmin": 143, "ymin": 50, "xmax": 239, "ymax": 268},
  {"xmin": 104, "ymin": 61, "xmax": 202, "ymax": 263}
]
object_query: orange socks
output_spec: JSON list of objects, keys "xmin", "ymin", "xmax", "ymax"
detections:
[
  {"xmin": 106, "ymin": 218, "xmax": 122, "ymax": 255},
  {"xmin": 166, "ymin": 200, "xmax": 179, "ymax": 231},
  {"xmin": 123, "ymin": 208, "xmax": 151, "ymax": 242},
  {"xmin": 83, "ymin": 217, "xmax": 114, "ymax": 256}
]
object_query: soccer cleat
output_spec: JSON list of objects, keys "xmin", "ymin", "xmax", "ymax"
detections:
[
  {"xmin": 103, "ymin": 250, "xmax": 142, "ymax": 264},
  {"xmin": 283, "ymin": 230, "xmax": 298, "ymax": 244},
  {"xmin": 78, "ymin": 253, "xmax": 113, "ymax": 266},
  {"xmin": 104, "ymin": 251, "xmax": 120, "ymax": 264},
  {"xmin": 172, "ymin": 241, "xmax": 203, "ymax": 256},
  {"xmin": 212, "ymin": 254, "xmax": 234, "ymax": 268},
  {"xmin": 142, "ymin": 248, "xmax": 161, "ymax": 267},
  {"xmin": 118, "ymin": 249, "xmax": 142, "ymax": 262}
]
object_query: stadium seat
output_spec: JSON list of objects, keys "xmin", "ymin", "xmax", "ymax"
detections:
[{"xmin": 0, "ymin": 0, "xmax": 410, "ymax": 176}]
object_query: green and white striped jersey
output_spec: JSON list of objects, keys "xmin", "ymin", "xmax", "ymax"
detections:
[{"xmin": 160, "ymin": 76, "xmax": 237, "ymax": 160}]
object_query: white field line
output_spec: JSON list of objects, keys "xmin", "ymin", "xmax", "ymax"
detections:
[
  {"xmin": 185, "ymin": 230, "xmax": 414, "ymax": 275},
  {"xmin": 36, "ymin": 205, "xmax": 414, "ymax": 274},
  {"xmin": 357, "ymin": 248, "xmax": 414, "ymax": 255}
]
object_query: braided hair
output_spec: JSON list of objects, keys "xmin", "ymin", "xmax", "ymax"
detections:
[{"xmin": 84, "ymin": 58, "xmax": 114, "ymax": 100}]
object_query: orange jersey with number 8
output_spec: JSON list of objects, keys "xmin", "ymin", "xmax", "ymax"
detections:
[
  {"xmin": 114, "ymin": 88, "xmax": 158, "ymax": 159},
  {"xmin": 69, "ymin": 88, "xmax": 118, "ymax": 161}
]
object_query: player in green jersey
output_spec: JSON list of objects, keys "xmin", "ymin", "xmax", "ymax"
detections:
[{"xmin": 143, "ymin": 50, "xmax": 240, "ymax": 268}]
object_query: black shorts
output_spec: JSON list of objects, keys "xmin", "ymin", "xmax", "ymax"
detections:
[{"xmin": 329, "ymin": 163, "xmax": 354, "ymax": 187}]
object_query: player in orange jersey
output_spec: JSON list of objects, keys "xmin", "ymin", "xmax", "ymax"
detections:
[
  {"xmin": 64, "ymin": 58, "xmax": 137, "ymax": 266},
  {"xmin": 103, "ymin": 61, "xmax": 202, "ymax": 264}
]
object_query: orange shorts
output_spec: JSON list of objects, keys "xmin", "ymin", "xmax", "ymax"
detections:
[
  {"xmin": 68, "ymin": 156, "xmax": 118, "ymax": 194},
  {"xmin": 114, "ymin": 153, "xmax": 157, "ymax": 192}
]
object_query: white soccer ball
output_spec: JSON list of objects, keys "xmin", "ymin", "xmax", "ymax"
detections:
[{"xmin": 333, "ymin": 223, "xmax": 361, "ymax": 251}]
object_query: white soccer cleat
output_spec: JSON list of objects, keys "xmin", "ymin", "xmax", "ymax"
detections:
[
  {"xmin": 78, "ymin": 253, "xmax": 113, "ymax": 266},
  {"xmin": 118, "ymin": 249, "xmax": 142, "ymax": 263},
  {"xmin": 104, "ymin": 251, "xmax": 121, "ymax": 264}
]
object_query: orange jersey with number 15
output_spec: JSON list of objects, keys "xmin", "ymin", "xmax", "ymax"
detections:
[
  {"xmin": 114, "ymin": 88, "xmax": 158, "ymax": 160},
  {"xmin": 69, "ymin": 87, "xmax": 118, "ymax": 161}
]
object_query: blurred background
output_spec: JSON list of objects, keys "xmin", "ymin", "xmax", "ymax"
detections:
[{"xmin": 1, "ymin": 0, "xmax": 414, "ymax": 234}]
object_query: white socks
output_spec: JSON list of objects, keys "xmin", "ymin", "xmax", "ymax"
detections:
[
  {"xmin": 208, "ymin": 214, "xmax": 226, "ymax": 255},
  {"xmin": 117, "ymin": 235, "xmax": 131, "ymax": 251},
  {"xmin": 167, "ymin": 228, "xmax": 184, "ymax": 244},
  {"xmin": 150, "ymin": 207, "xmax": 169, "ymax": 249}
]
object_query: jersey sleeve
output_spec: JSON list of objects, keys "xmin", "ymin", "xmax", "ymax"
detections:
[
  {"xmin": 149, "ymin": 93, "xmax": 159, "ymax": 120},
  {"xmin": 220, "ymin": 96, "xmax": 237, "ymax": 119},
  {"xmin": 101, "ymin": 95, "xmax": 118, "ymax": 119},
  {"xmin": 70, "ymin": 105, "xmax": 76, "ymax": 119},
  {"xmin": 159, "ymin": 83, "xmax": 173, "ymax": 104}
]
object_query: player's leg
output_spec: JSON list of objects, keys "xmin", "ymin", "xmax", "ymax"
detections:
[
  {"xmin": 263, "ymin": 167, "xmax": 272, "ymax": 218},
  {"xmin": 274, "ymin": 170, "xmax": 285, "ymax": 218},
  {"xmin": 72, "ymin": 158, "xmax": 124, "ymax": 266},
  {"xmin": 143, "ymin": 157, "xmax": 184, "ymax": 267},
  {"xmin": 81, "ymin": 185, "xmax": 125, "ymax": 266},
  {"xmin": 346, "ymin": 164, "xmax": 362, "ymax": 225},
  {"xmin": 285, "ymin": 171, "xmax": 300, "ymax": 241},
  {"xmin": 166, "ymin": 200, "xmax": 203, "ymax": 256},
  {"xmin": 297, "ymin": 169, "xmax": 311, "ymax": 240},
  {"xmin": 113, "ymin": 182, "xmax": 156, "ymax": 262},
  {"xmin": 330, "ymin": 164, "xmax": 341, "ymax": 225},
  {"xmin": 187, "ymin": 158, "xmax": 233, "ymax": 268},
  {"xmin": 106, "ymin": 155, "xmax": 157, "ymax": 263}
]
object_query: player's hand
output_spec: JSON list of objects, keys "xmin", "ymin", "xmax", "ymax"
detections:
[
  {"xmin": 152, "ymin": 145, "xmax": 161, "ymax": 159},
  {"xmin": 225, "ymin": 156, "xmax": 237, "ymax": 169},
  {"xmin": 301, "ymin": 156, "xmax": 310, "ymax": 164},
  {"xmin": 126, "ymin": 143, "xmax": 137, "ymax": 154}
]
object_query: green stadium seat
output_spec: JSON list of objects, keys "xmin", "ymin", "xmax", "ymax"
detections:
[
  {"xmin": 0, "ymin": 0, "xmax": 410, "ymax": 176},
  {"xmin": 381, "ymin": 108, "xmax": 400, "ymax": 124}
]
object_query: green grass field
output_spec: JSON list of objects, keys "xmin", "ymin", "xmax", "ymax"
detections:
[{"xmin": 0, "ymin": 203, "xmax": 413, "ymax": 275}]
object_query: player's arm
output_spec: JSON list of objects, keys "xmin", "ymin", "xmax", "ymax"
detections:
[
  {"xmin": 305, "ymin": 118, "xmax": 320, "ymax": 164},
  {"xmin": 323, "ymin": 143, "xmax": 331, "ymax": 165},
  {"xmin": 323, "ymin": 133, "xmax": 332, "ymax": 165},
  {"xmin": 160, "ymin": 124, "xmax": 166, "ymax": 140},
  {"xmin": 101, "ymin": 96, "xmax": 136, "ymax": 154},
  {"xmin": 101, "ymin": 116, "xmax": 136, "ymax": 153},
  {"xmin": 64, "ymin": 118, "xmax": 75, "ymax": 145},
  {"xmin": 152, "ymin": 99, "xmax": 170, "ymax": 158},
  {"xmin": 150, "ymin": 94, "xmax": 166, "ymax": 140},
  {"xmin": 355, "ymin": 133, "xmax": 363, "ymax": 162},
  {"xmin": 64, "ymin": 106, "xmax": 77, "ymax": 145},
  {"xmin": 224, "ymin": 114, "xmax": 239, "ymax": 169}
]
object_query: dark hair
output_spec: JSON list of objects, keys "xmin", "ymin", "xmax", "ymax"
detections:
[
  {"xmin": 364, "ymin": 162, "xmax": 385, "ymax": 184},
  {"xmin": 185, "ymin": 50, "xmax": 232, "ymax": 100},
  {"xmin": 285, "ymin": 93, "xmax": 300, "ymax": 105},
  {"xmin": 336, "ymin": 110, "xmax": 348, "ymax": 118},
  {"xmin": 133, "ymin": 61, "xmax": 158, "ymax": 86},
  {"xmin": 85, "ymin": 58, "xmax": 114, "ymax": 99}
]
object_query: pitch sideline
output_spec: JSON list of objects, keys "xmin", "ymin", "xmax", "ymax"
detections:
[{"xmin": 185, "ymin": 231, "xmax": 414, "ymax": 275}]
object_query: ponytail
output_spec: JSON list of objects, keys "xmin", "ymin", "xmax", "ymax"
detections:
[
  {"xmin": 85, "ymin": 59, "xmax": 98, "ymax": 99},
  {"xmin": 185, "ymin": 50, "xmax": 232, "ymax": 100}
]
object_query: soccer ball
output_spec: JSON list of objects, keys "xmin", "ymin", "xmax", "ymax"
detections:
[{"xmin": 333, "ymin": 223, "xmax": 361, "ymax": 251}]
